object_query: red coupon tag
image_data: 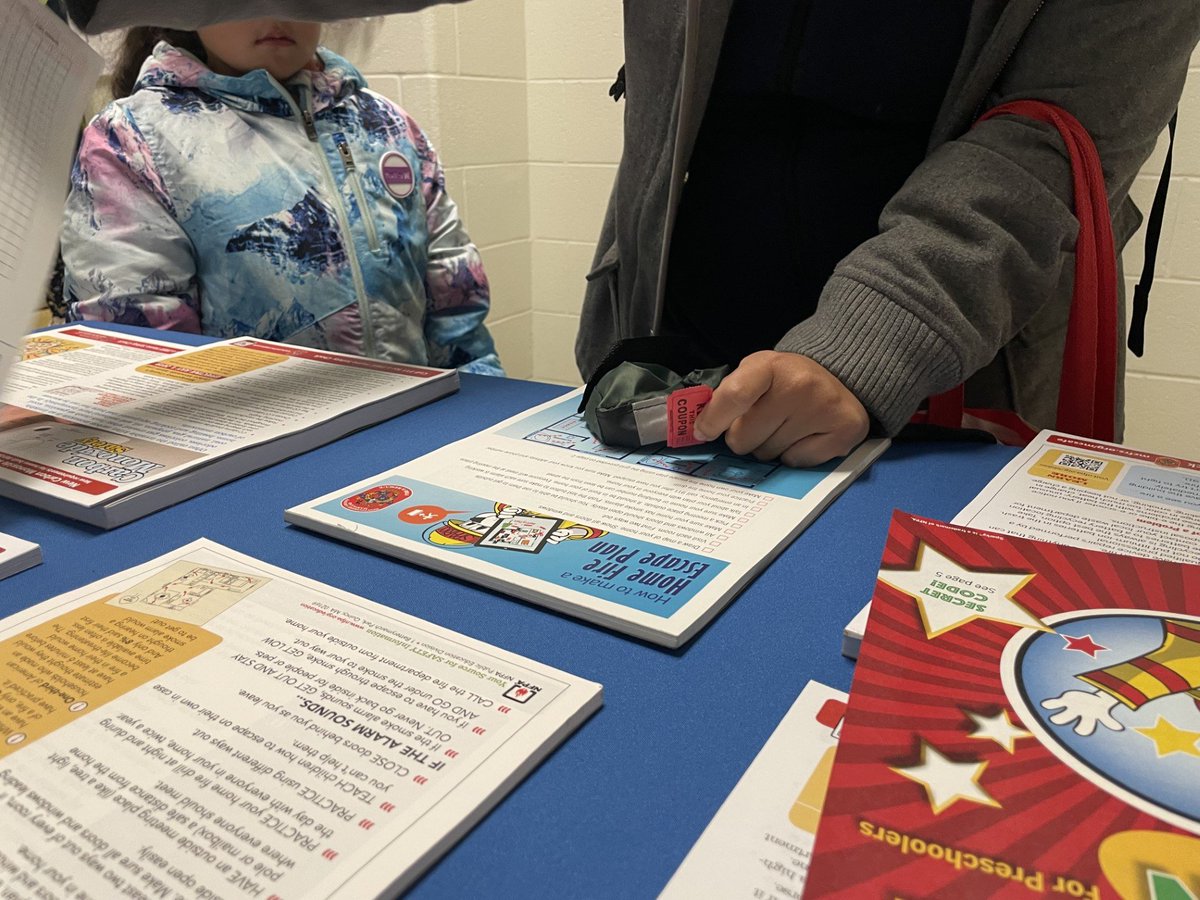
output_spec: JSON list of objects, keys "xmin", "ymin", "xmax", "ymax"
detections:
[{"xmin": 666, "ymin": 384, "xmax": 713, "ymax": 448}]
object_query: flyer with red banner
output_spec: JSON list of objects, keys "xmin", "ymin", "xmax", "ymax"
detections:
[
  {"xmin": 0, "ymin": 330, "xmax": 456, "ymax": 527},
  {"xmin": 805, "ymin": 510, "xmax": 1200, "ymax": 899}
]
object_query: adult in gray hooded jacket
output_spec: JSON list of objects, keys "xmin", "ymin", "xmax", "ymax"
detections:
[
  {"xmin": 584, "ymin": 0, "xmax": 1200, "ymax": 466},
  {"xmin": 68, "ymin": 0, "xmax": 1200, "ymax": 464}
]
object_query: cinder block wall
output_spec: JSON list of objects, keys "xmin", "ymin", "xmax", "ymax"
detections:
[{"xmin": 1120, "ymin": 44, "xmax": 1200, "ymax": 457}]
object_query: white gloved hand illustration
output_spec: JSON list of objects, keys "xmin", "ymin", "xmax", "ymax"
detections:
[{"xmin": 1041, "ymin": 689, "xmax": 1124, "ymax": 736}]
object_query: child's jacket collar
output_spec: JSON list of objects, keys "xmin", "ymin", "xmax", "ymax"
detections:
[{"xmin": 135, "ymin": 42, "xmax": 366, "ymax": 115}]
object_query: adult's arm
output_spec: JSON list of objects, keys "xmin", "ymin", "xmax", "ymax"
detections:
[
  {"xmin": 65, "ymin": 0, "xmax": 466, "ymax": 33},
  {"xmin": 776, "ymin": 0, "xmax": 1200, "ymax": 436}
]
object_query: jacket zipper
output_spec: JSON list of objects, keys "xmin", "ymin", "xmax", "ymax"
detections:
[
  {"xmin": 334, "ymin": 134, "xmax": 382, "ymax": 254},
  {"xmin": 973, "ymin": 0, "xmax": 1045, "ymax": 122},
  {"xmin": 282, "ymin": 83, "xmax": 378, "ymax": 359}
]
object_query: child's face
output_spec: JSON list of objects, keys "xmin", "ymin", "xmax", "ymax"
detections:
[{"xmin": 196, "ymin": 19, "xmax": 321, "ymax": 82}]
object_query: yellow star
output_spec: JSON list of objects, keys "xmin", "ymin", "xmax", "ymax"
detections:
[
  {"xmin": 890, "ymin": 742, "xmax": 1001, "ymax": 815},
  {"xmin": 877, "ymin": 542, "xmax": 1049, "ymax": 639},
  {"xmin": 1134, "ymin": 716, "xmax": 1200, "ymax": 758}
]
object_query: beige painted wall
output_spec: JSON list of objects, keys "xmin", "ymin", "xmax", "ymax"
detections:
[{"xmin": 359, "ymin": 6, "xmax": 1198, "ymax": 456}]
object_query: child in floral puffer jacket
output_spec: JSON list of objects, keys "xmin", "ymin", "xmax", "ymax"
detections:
[{"xmin": 61, "ymin": 19, "xmax": 502, "ymax": 375}]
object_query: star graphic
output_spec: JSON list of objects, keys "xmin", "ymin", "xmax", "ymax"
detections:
[
  {"xmin": 890, "ymin": 742, "xmax": 1001, "ymax": 815},
  {"xmin": 877, "ymin": 542, "xmax": 1048, "ymax": 639},
  {"xmin": 965, "ymin": 709, "xmax": 1033, "ymax": 753},
  {"xmin": 1134, "ymin": 716, "xmax": 1200, "ymax": 758},
  {"xmin": 1061, "ymin": 633, "xmax": 1108, "ymax": 657}
]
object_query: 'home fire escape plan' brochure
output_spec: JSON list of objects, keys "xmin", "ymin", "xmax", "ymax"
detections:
[
  {"xmin": 0, "ymin": 540, "xmax": 601, "ymax": 898},
  {"xmin": 287, "ymin": 390, "xmax": 887, "ymax": 647}
]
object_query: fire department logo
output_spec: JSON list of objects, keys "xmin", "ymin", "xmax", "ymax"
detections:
[{"xmin": 341, "ymin": 484, "xmax": 412, "ymax": 512}]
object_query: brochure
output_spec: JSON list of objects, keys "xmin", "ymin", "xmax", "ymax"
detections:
[
  {"xmin": 0, "ymin": 539, "xmax": 602, "ymax": 899},
  {"xmin": 5, "ymin": 326, "xmax": 191, "ymax": 395},
  {"xmin": 286, "ymin": 390, "xmax": 888, "ymax": 647},
  {"xmin": 0, "ymin": 528, "xmax": 40, "ymax": 580},
  {"xmin": 806, "ymin": 511, "xmax": 1200, "ymax": 898},
  {"xmin": 0, "ymin": 0, "xmax": 103, "ymax": 392},
  {"xmin": 0, "ymin": 335, "xmax": 457, "ymax": 527},
  {"xmin": 843, "ymin": 430, "xmax": 1200, "ymax": 657},
  {"xmin": 659, "ymin": 681, "xmax": 847, "ymax": 900}
]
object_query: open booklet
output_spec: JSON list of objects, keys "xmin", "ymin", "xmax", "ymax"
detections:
[
  {"xmin": 0, "ymin": 0, "xmax": 102, "ymax": 391},
  {"xmin": 286, "ymin": 389, "xmax": 888, "ymax": 648},
  {"xmin": 808, "ymin": 510, "xmax": 1200, "ymax": 897},
  {"xmin": 842, "ymin": 429, "xmax": 1200, "ymax": 657},
  {"xmin": 0, "ymin": 327, "xmax": 458, "ymax": 527},
  {"xmin": 659, "ymin": 681, "xmax": 847, "ymax": 899},
  {"xmin": 0, "ymin": 539, "xmax": 601, "ymax": 898}
]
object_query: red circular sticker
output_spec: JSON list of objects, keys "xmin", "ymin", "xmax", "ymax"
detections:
[
  {"xmin": 341, "ymin": 484, "xmax": 412, "ymax": 512},
  {"xmin": 379, "ymin": 151, "xmax": 415, "ymax": 200}
]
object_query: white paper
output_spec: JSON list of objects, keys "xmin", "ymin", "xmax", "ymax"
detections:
[
  {"xmin": 0, "ymin": 335, "xmax": 457, "ymax": 526},
  {"xmin": 0, "ymin": 528, "xmax": 40, "ymax": 580},
  {"xmin": 0, "ymin": 0, "xmax": 102, "ymax": 391},
  {"xmin": 3, "ymin": 326, "xmax": 189, "ymax": 395},
  {"xmin": 843, "ymin": 429, "xmax": 1200, "ymax": 657},
  {"xmin": 0, "ymin": 539, "xmax": 601, "ymax": 899},
  {"xmin": 659, "ymin": 681, "xmax": 847, "ymax": 900},
  {"xmin": 954, "ymin": 430, "xmax": 1200, "ymax": 562},
  {"xmin": 287, "ymin": 390, "xmax": 888, "ymax": 647}
]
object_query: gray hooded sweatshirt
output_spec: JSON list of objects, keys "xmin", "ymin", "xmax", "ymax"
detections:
[{"xmin": 577, "ymin": 0, "xmax": 1200, "ymax": 437}]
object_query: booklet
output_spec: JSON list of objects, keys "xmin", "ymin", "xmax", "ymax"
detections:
[
  {"xmin": 0, "ymin": 539, "xmax": 602, "ymax": 898},
  {"xmin": 0, "ymin": 0, "xmax": 103, "ymax": 392},
  {"xmin": 0, "ymin": 528, "xmax": 40, "ymax": 580},
  {"xmin": 659, "ymin": 681, "xmax": 847, "ymax": 900},
  {"xmin": 6, "ymin": 326, "xmax": 192, "ymax": 393},
  {"xmin": 285, "ymin": 390, "xmax": 888, "ymax": 648},
  {"xmin": 806, "ymin": 511, "xmax": 1200, "ymax": 898},
  {"xmin": 0, "ymin": 335, "xmax": 457, "ymax": 527},
  {"xmin": 842, "ymin": 430, "xmax": 1200, "ymax": 657}
]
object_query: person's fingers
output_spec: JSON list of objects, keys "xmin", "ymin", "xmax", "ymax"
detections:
[
  {"xmin": 724, "ymin": 394, "xmax": 796, "ymax": 457},
  {"xmin": 779, "ymin": 428, "xmax": 863, "ymax": 467},
  {"xmin": 692, "ymin": 352, "xmax": 774, "ymax": 442},
  {"xmin": 746, "ymin": 417, "xmax": 805, "ymax": 462}
]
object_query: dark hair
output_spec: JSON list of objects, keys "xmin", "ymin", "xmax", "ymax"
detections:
[{"xmin": 111, "ymin": 27, "xmax": 207, "ymax": 100}]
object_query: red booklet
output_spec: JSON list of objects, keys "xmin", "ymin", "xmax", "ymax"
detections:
[{"xmin": 805, "ymin": 511, "xmax": 1200, "ymax": 899}]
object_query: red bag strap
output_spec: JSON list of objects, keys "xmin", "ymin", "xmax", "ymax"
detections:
[{"xmin": 925, "ymin": 100, "xmax": 1118, "ymax": 443}]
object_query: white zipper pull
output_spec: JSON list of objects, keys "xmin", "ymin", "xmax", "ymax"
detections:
[
  {"xmin": 336, "ymin": 140, "xmax": 356, "ymax": 172},
  {"xmin": 301, "ymin": 108, "xmax": 318, "ymax": 141}
]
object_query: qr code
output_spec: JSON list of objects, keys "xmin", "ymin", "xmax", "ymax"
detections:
[{"xmin": 1058, "ymin": 453, "xmax": 1105, "ymax": 473}]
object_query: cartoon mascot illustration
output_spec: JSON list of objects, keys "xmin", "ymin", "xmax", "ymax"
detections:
[{"xmin": 1042, "ymin": 617, "xmax": 1200, "ymax": 735}]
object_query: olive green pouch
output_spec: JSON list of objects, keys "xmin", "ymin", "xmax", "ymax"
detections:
[{"xmin": 581, "ymin": 361, "xmax": 729, "ymax": 448}]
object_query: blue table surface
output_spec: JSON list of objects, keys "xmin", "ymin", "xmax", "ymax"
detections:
[{"xmin": 0, "ymin": 326, "xmax": 1019, "ymax": 898}]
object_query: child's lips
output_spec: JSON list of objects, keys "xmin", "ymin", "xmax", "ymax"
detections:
[{"xmin": 256, "ymin": 35, "xmax": 295, "ymax": 46}]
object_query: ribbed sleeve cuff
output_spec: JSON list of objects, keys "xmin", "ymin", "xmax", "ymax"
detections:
[{"xmin": 774, "ymin": 276, "xmax": 963, "ymax": 436}]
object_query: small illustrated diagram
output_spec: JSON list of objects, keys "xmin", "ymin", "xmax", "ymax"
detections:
[{"xmin": 109, "ymin": 562, "xmax": 266, "ymax": 625}]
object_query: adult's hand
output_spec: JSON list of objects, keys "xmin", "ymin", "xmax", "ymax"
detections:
[{"xmin": 692, "ymin": 351, "xmax": 870, "ymax": 467}]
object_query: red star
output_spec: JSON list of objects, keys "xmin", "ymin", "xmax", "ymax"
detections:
[{"xmin": 1062, "ymin": 633, "xmax": 1107, "ymax": 657}]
